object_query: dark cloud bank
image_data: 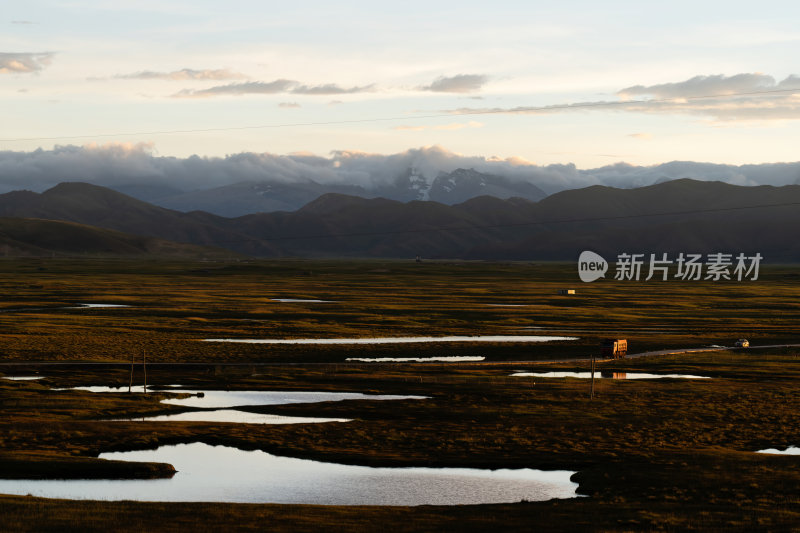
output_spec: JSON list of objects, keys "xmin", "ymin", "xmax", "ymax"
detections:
[{"xmin": 1, "ymin": 144, "xmax": 799, "ymax": 200}]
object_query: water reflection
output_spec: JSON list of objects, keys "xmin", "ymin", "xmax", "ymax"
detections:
[
  {"xmin": 66, "ymin": 385, "xmax": 154, "ymax": 394},
  {"xmin": 2, "ymin": 376, "xmax": 43, "ymax": 381},
  {"xmin": 0, "ymin": 443, "xmax": 579, "ymax": 505},
  {"xmin": 757, "ymin": 446, "xmax": 800, "ymax": 455},
  {"xmin": 116, "ymin": 409, "xmax": 350, "ymax": 425},
  {"xmin": 511, "ymin": 371, "xmax": 710, "ymax": 380},
  {"xmin": 606, "ymin": 372, "xmax": 710, "ymax": 380},
  {"xmin": 204, "ymin": 335, "xmax": 578, "ymax": 345},
  {"xmin": 67, "ymin": 387, "xmax": 426, "ymax": 409},
  {"xmin": 64, "ymin": 303, "xmax": 131, "ymax": 309},
  {"xmin": 271, "ymin": 298, "xmax": 335, "ymax": 303},
  {"xmin": 163, "ymin": 390, "xmax": 426, "ymax": 409}
]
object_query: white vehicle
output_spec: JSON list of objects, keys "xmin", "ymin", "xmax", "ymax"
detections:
[{"xmin": 734, "ymin": 339, "xmax": 750, "ymax": 348}]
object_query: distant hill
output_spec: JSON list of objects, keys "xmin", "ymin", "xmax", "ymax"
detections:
[
  {"xmin": 467, "ymin": 179, "xmax": 800, "ymax": 261},
  {"xmin": 0, "ymin": 179, "xmax": 798, "ymax": 260},
  {"xmin": 208, "ymin": 179, "xmax": 800, "ymax": 260},
  {"xmin": 0, "ymin": 182, "xmax": 278, "ymax": 255},
  {"xmin": 151, "ymin": 180, "xmax": 370, "ymax": 217},
  {"xmin": 0, "ymin": 218, "xmax": 235, "ymax": 259},
  {"xmin": 141, "ymin": 168, "xmax": 548, "ymax": 216}
]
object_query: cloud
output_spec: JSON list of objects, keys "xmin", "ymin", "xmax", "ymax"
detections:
[
  {"xmin": 447, "ymin": 100, "xmax": 614, "ymax": 116},
  {"xmin": 627, "ymin": 133, "xmax": 652, "ymax": 140},
  {"xmin": 0, "ymin": 52, "xmax": 53, "ymax": 74},
  {"xmin": 421, "ymin": 74, "xmax": 488, "ymax": 93},
  {"xmin": 617, "ymin": 73, "xmax": 778, "ymax": 99},
  {"xmin": 613, "ymin": 74, "xmax": 800, "ymax": 121},
  {"xmin": 114, "ymin": 68, "xmax": 246, "ymax": 81},
  {"xmin": 279, "ymin": 102, "xmax": 301, "ymax": 108},
  {"xmin": 2, "ymin": 144, "xmax": 800, "ymax": 199},
  {"xmin": 173, "ymin": 79, "xmax": 374, "ymax": 98},
  {"xmin": 173, "ymin": 79, "xmax": 297, "ymax": 98},
  {"xmin": 327, "ymin": 146, "xmax": 585, "ymax": 191},
  {"xmin": 290, "ymin": 83, "xmax": 374, "ymax": 95},
  {"xmin": 448, "ymin": 73, "xmax": 800, "ymax": 122}
]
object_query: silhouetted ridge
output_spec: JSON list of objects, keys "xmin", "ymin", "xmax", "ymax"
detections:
[{"xmin": 0, "ymin": 179, "xmax": 797, "ymax": 260}]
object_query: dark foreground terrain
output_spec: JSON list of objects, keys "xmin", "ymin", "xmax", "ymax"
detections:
[{"xmin": 0, "ymin": 259, "xmax": 799, "ymax": 531}]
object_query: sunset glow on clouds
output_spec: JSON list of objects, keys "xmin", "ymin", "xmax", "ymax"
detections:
[{"xmin": 3, "ymin": 1, "xmax": 800, "ymax": 169}]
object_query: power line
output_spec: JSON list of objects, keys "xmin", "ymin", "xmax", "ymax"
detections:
[{"xmin": 2, "ymin": 87, "xmax": 799, "ymax": 143}]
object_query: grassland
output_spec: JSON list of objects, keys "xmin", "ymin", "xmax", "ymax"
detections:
[
  {"xmin": 0, "ymin": 258, "xmax": 797, "ymax": 363},
  {"xmin": 1, "ymin": 258, "xmax": 799, "ymax": 531}
]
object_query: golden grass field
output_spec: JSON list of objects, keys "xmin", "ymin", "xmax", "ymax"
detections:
[{"xmin": 1, "ymin": 258, "xmax": 799, "ymax": 531}]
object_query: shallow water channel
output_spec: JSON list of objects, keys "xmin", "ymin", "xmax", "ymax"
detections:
[
  {"xmin": 271, "ymin": 298, "xmax": 335, "ymax": 303},
  {"xmin": 63, "ymin": 303, "xmax": 131, "ymax": 309},
  {"xmin": 118, "ymin": 410, "xmax": 351, "ymax": 424},
  {"xmin": 70, "ymin": 387, "xmax": 426, "ymax": 424},
  {"xmin": 0, "ymin": 442, "xmax": 580, "ymax": 505},
  {"xmin": 757, "ymin": 446, "xmax": 800, "ymax": 455},
  {"xmin": 511, "ymin": 371, "xmax": 710, "ymax": 379},
  {"xmin": 204, "ymin": 335, "xmax": 577, "ymax": 345},
  {"xmin": 345, "ymin": 356, "xmax": 485, "ymax": 362}
]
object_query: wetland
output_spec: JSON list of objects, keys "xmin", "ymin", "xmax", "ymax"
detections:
[
  {"xmin": 1, "ymin": 259, "xmax": 800, "ymax": 531},
  {"xmin": 0, "ymin": 442, "xmax": 579, "ymax": 505}
]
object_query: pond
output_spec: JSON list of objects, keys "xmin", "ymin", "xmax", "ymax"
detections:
[
  {"xmin": 0, "ymin": 442, "xmax": 579, "ymax": 505},
  {"xmin": 67, "ymin": 386, "xmax": 427, "ymax": 409},
  {"xmin": 161, "ymin": 390, "xmax": 426, "ymax": 409},
  {"xmin": 511, "ymin": 371, "xmax": 711, "ymax": 380},
  {"xmin": 115, "ymin": 410, "xmax": 350, "ymax": 425},
  {"xmin": 757, "ymin": 446, "xmax": 800, "ymax": 455},
  {"xmin": 204, "ymin": 335, "xmax": 578, "ymax": 345}
]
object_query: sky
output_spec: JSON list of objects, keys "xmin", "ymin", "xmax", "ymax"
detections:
[{"xmin": 3, "ymin": 1, "xmax": 800, "ymax": 174}]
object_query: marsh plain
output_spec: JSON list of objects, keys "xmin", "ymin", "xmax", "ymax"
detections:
[{"xmin": 1, "ymin": 259, "xmax": 799, "ymax": 531}]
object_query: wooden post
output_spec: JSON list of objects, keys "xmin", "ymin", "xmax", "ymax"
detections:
[
  {"xmin": 129, "ymin": 351, "xmax": 134, "ymax": 393},
  {"xmin": 591, "ymin": 352, "xmax": 596, "ymax": 399},
  {"xmin": 143, "ymin": 350, "xmax": 147, "ymax": 394}
]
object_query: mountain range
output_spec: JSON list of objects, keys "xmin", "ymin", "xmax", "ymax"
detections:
[
  {"xmin": 132, "ymin": 168, "xmax": 548, "ymax": 217},
  {"xmin": 0, "ymin": 179, "xmax": 797, "ymax": 261}
]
